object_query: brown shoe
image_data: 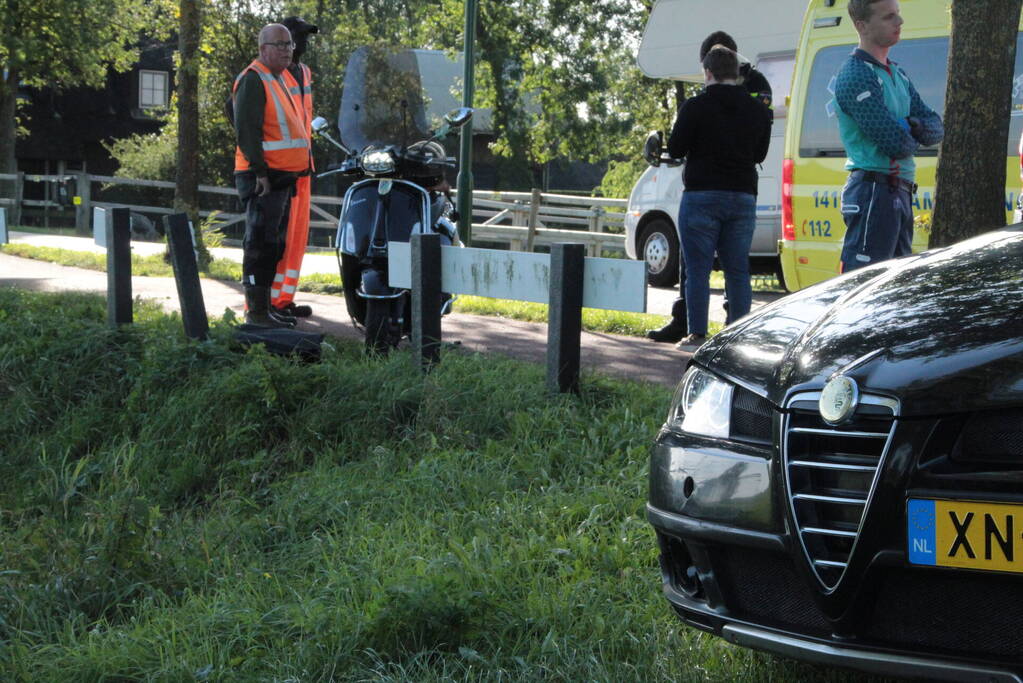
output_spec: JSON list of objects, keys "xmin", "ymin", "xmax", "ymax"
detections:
[{"xmin": 675, "ymin": 333, "xmax": 707, "ymax": 351}]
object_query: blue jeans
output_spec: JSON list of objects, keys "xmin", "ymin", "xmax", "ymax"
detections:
[
  {"xmin": 678, "ymin": 190, "xmax": 757, "ymax": 335},
  {"xmin": 839, "ymin": 170, "xmax": 913, "ymax": 272}
]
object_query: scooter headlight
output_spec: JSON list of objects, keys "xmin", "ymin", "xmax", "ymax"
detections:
[
  {"xmin": 362, "ymin": 148, "xmax": 395, "ymax": 173},
  {"xmin": 667, "ymin": 366, "xmax": 733, "ymax": 438}
]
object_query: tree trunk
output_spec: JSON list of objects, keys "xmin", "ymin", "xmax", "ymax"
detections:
[
  {"xmin": 0, "ymin": 68, "xmax": 19, "ymax": 205},
  {"xmin": 174, "ymin": 0, "xmax": 208, "ymax": 264},
  {"xmin": 931, "ymin": 0, "xmax": 1022, "ymax": 247}
]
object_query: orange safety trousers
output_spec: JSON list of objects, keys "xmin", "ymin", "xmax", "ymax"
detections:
[
  {"xmin": 271, "ymin": 174, "xmax": 311, "ymax": 308},
  {"xmin": 270, "ymin": 62, "xmax": 313, "ymax": 310}
]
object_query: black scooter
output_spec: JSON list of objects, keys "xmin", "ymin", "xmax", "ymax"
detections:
[{"xmin": 311, "ymin": 46, "xmax": 473, "ymax": 353}]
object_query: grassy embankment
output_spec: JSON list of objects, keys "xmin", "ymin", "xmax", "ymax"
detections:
[{"xmin": 0, "ymin": 289, "xmax": 874, "ymax": 681}]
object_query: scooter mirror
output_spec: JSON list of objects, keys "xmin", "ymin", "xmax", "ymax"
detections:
[
  {"xmin": 444, "ymin": 107, "xmax": 474, "ymax": 128},
  {"xmin": 643, "ymin": 130, "xmax": 663, "ymax": 167},
  {"xmin": 311, "ymin": 116, "xmax": 330, "ymax": 134}
]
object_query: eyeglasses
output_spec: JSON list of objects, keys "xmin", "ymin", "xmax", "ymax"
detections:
[{"xmin": 262, "ymin": 40, "xmax": 295, "ymax": 50}]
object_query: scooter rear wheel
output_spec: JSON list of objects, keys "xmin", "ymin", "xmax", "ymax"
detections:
[{"xmin": 364, "ymin": 299, "xmax": 391, "ymax": 355}]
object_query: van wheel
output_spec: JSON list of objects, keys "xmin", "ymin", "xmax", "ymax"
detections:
[
  {"xmin": 640, "ymin": 219, "xmax": 680, "ymax": 287},
  {"xmin": 774, "ymin": 260, "xmax": 789, "ymax": 292}
]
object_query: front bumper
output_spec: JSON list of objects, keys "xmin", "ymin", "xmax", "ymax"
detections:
[
  {"xmin": 648, "ymin": 428, "xmax": 1023, "ymax": 680},
  {"xmin": 649, "ymin": 505, "xmax": 1023, "ymax": 682},
  {"xmin": 723, "ymin": 623, "xmax": 1020, "ymax": 683}
]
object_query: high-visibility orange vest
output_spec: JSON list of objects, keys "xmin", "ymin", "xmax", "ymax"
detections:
[
  {"xmin": 280, "ymin": 62, "xmax": 314, "ymax": 173},
  {"xmin": 232, "ymin": 59, "xmax": 310, "ymax": 173}
]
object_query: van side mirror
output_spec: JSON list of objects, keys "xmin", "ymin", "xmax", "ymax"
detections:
[{"xmin": 644, "ymin": 131, "xmax": 664, "ymax": 167}]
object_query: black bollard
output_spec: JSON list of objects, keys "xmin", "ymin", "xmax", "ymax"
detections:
[
  {"xmin": 546, "ymin": 243, "xmax": 585, "ymax": 394},
  {"xmin": 411, "ymin": 232, "xmax": 443, "ymax": 369},
  {"xmin": 106, "ymin": 207, "xmax": 132, "ymax": 327},
  {"xmin": 164, "ymin": 213, "xmax": 209, "ymax": 341}
]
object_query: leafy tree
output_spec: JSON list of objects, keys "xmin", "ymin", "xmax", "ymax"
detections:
[
  {"xmin": 932, "ymin": 0, "xmax": 1023, "ymax": 246},
  {"xmin": 0, "ymin": 0, "xmax": 168, "ymax": 186},
  {"xmin": 110, "ymin": 0, "xmax": 269, "ymax": 184},
  {"xmin": 107, "ymin": 0, "xmax": 668, "ymax": 199},
  {"xmin": 461, "ymin": 0, "xmax": 658, "ymax": 189}
]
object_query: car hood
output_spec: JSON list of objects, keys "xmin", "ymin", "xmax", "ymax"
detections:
[{"xmin": 701, "ymin": 227, "xmax": 1023, "ymax": 417}]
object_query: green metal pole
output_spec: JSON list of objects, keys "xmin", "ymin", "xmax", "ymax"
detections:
[{"xmin": 456, "ymin": 0, "xmax": 477, "ymax": 246}]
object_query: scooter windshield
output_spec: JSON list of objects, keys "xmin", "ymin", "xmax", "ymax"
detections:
[{"xmin": 339, "ymin": 46, "xmax": 435, "ymax": 152}]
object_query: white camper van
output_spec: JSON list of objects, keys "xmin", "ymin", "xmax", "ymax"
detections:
[{"xmin": 624, "ymin": 0, "xmax": 805, "ymax": 287}]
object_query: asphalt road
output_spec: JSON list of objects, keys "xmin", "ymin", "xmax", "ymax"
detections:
[{"xmin": 5, "ymin": 231, "xmax": 783, "ymax": 321}]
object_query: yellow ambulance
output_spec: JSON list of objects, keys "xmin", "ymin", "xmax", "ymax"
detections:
[{"xmin": 780, "ymin": 0, "xmax": 1023, "ymax": 291}]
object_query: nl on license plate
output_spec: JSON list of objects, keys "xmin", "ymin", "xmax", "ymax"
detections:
[{"xmin": 908, "ymin": 498, "xmax": 1023, "ymax": 574}]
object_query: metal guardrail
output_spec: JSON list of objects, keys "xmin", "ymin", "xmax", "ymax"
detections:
[{"xmin": 0, "ymin": 172, "xmax": 627, "ymax": 254}]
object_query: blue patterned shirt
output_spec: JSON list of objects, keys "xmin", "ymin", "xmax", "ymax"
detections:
[{"xmin": 833, "ymin": 49, "xmax": 943, "ymax": 181}]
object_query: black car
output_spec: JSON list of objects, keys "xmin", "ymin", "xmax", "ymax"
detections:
[{"xmin": 648, "ymin": 226, "xmax": 1023, "ymax": 681}]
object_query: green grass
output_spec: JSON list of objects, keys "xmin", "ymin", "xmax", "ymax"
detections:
[
  {"xmin": 2, "ymin": 243, "xmax": 242, "ymax": 281},
  {"xmin": 6, "ymin": 225, "xmax": 80, "ymax": 237},
  {"xmin": 713, "ymin": 271, "xmax": 785, "ymax": 292},
  {"xmin": 0, "ymin": 288, "xmax": 879, "ymax": 682},
  {"xmin": 454, "ymin": 294, "xmax": 725, "ymax": 338}
]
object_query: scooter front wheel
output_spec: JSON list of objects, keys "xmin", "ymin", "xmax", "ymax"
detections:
[{"xmin": 364, "ymin": 299, "xmax": 392, "ymax": 355}]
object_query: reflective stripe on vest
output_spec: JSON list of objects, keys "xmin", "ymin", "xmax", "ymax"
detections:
[
  {"xmin": 281, "ymin": 63, "xmax": 314, "ymax": 171},
  {"xmin": 232, "ymin": 60, "xmax": 309, "ymax": 172}
]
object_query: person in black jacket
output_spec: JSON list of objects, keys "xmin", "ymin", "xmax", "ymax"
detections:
[
  {"xmin": 647, "ymin": 30, "xmax": 773, "ymax": 344},
  {"xmin": 667, "ymin": 45, "xmax": 771, "ymax": 351}
]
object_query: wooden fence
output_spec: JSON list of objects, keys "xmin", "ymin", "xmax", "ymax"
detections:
[{"xmin": 0, "ymin": 172, "xmax": 628, "ymax": 256}]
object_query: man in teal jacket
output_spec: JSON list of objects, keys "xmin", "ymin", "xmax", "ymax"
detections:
[{"xmin": 834, "ymin": 0, "xmax": 943, "ymax": 272}]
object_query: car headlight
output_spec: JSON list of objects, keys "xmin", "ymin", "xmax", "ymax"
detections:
[
  {"xmin": 362, "ymin": 149, "xmax": 395, "ymax": 173},
  {"xmin": 667, "ymin": 366, "xmax": 733, "ymax": 438}
]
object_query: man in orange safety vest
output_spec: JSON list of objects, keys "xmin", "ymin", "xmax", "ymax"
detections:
[{"xmin": 232, "ymin": 23, "xmax": 312, "ymax": 327}]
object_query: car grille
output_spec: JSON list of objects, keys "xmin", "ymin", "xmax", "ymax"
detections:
[
  {"xmin": 867, "ymin": 567, "xmax": 1023, "ymax": 658},
  {"xmin": 783, "ymin": 391, "xmax": 898, "ymax": 589},
  {"xmin": 712, "ymin": 545, "xmax": 831, "ymax": 635},
  {"xmin": 955, "ymin": 407, "xmax": 1023, "ymax": 467},
  {"xmin": 730, "ymin": 386, "xmax": 774, "ymax": 444}
]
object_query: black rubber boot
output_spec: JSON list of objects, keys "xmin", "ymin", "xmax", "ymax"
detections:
[
  {"xmin": 268, "ymin": 307, "xmax": 298, "ymax": 326},
  {"xmin": 646, "ymin": 297, "xmax": 688, "ymax": 343},
  {"xmin": 245, "ymin": 286, "xmax": 294, "ymax": 328}
]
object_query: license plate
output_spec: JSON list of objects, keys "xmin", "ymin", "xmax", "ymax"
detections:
[{"xmin": 908, "ymin": 498, "xmax": 1023, "ymax": 574}]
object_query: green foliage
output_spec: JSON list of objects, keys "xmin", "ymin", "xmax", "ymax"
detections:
[
  {"xmin": 0, "ymin": 0, "xmax": 173, "ymax": 174},
  {"xmin": 100, "ymin": 1, "xmax": 686, "ymax": 192},
  {"xmin": 596, "ymin": 158, "xmax": 648, "ymax": 200},
  {"xmin": 0, "ymin": 289, "xmax": 882, "ymax": 682},
  {"xmin": 104, "ymin": 113, "xmax": 178, "ymax": 182},
  {"xmin": 1, "ymin": 0, "xmax": 172, "ymax": 89}
]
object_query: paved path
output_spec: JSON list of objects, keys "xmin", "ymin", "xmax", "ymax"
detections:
[
  {"xmin": 7, "ymin": 231, "xmax": 781, "ymax": 320},
  {"xmin": 0, "ymin": 232, "xmax": 785, "ymax": 389}
]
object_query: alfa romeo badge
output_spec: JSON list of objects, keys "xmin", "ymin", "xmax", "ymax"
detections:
[{"xmin": 820, "ymin": 375, "xmax": 858, "ymax": 425}]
